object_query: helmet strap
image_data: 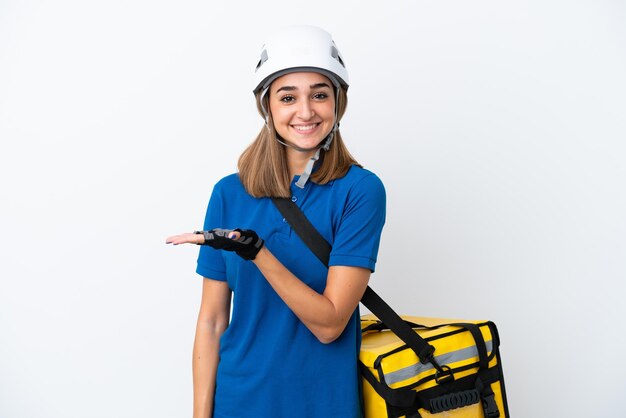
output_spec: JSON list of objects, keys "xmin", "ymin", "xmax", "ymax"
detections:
[
  {"xmin": 321, "ymin": 88, "xmax": 341, "ymax": 151},
  {"xmin": 260, "ymin": 86, "xmax": 270, "ymax": 125},
  {"xmin": 295, "ymin": 147, "xmax": 322, "ymax": 189}
]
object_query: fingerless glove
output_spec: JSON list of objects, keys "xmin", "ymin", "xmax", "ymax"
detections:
[{"xmin": 194, "ymin": 228, "xmax": 264, "ymax": 260}]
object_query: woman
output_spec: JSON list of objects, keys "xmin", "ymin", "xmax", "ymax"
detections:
[{"xmin": 167, "ymin": 25, "xmax": 386, "ymax": 418}]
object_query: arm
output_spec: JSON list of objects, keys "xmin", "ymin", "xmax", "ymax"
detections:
[
  {"xmin": 253, "ymin": 247, "xmax": 370, "ymax": 344},
  {"xmin": 192, "ymin": 278, "xmax": 231, "ymax": 418},
  {"xmin": 167, "ymin": 230, "xmax": 371, "ymax": 345}
]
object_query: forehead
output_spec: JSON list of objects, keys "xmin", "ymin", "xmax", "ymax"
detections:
[{"xmin": 270, "ymin": 71, "xmax": 332, "ymax": 91}]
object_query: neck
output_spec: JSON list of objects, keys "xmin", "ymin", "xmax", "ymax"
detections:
[{"xmin": 286, "ymin": 147, "xmax": 317, "ymax": 179}]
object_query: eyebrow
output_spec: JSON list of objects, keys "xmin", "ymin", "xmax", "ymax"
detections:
[{"xmin": 275, "ymin": 82, "xmax": 332, "ymax": 94}]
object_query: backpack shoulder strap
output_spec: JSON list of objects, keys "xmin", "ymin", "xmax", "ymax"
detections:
[{"xmin": 271, "ymin": 197, "xmax": 438, "ymax": 366}]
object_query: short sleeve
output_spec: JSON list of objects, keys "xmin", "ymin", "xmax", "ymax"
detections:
[
  {"xmin": 329, "ymin": 173, "xmax": 386, "ymax": 272},
  {"xmin": 196, "ymin": 183, "xmax": 227, "ymax": 281}
]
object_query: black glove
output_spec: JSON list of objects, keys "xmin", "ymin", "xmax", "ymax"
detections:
[{"xmin": 194, "ymin": 228, "xmax": 264, "ymax": 260}]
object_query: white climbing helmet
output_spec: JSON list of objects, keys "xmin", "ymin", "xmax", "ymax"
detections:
[{"xmin": 253, "ymin": 25, "xmax": 349, "ymax": 95}]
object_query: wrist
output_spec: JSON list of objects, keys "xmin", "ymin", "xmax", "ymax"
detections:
[
  {"xmin": 251, "ymin": 246, "xmax": 269, "ymax": 263},
  {"xmin": 193, "ymin": 230, "xmax": 210, "ymax": 245}
]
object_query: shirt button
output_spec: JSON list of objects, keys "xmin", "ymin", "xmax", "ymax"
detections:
[
  {"xmin": 282, "ymin": 218, "xmax": 287, "ymax": 222},
  {"xmin": 291, "ymin": 196, "xmax": 297, "ymax": 202}
]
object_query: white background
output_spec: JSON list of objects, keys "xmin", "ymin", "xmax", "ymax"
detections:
[{"xmin": 1, "ymin": 1, "xmax": 625, "ymax": 417}]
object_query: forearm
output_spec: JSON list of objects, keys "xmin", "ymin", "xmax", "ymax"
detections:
[
  {"xmin": 192, "ymin": 322, "xmax": 224, "ymax": 418},
  {"xmin": 252, "ymin": 247, "xmax": 367, "ymax": 343}
]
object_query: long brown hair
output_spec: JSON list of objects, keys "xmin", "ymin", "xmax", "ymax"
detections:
[{"xmin": 238, "ymin": 87, "xmax": 360, "ymax": 198}]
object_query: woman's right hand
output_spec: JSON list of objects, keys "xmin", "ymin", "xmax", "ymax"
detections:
[{"xmin": 165, "ymin": 232, "xmax": 205, "ymax": 245}]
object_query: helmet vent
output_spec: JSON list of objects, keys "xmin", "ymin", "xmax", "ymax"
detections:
[
  {"xmin": 255, "ymin": 49, "xmax": 269, "ymax": 71},
  {"xmin": 330, "ymin": 45, "xmax": 346, "ymax": 68}
]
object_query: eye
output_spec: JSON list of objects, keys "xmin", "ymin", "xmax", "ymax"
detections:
[
  {"xmin": 313, "ymin": 92, "xmax": 328, "ymax": 100},
  {"xmin": 280, "ymin": 95, "xmax": 295, "ymax": 103}
]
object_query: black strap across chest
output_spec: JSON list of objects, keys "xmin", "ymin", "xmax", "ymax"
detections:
[{"xmin": 271, "ymin": 197, "xmax": 439, "ymax": 366}]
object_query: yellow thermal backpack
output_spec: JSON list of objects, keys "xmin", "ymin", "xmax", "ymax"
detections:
[{"xmin": 360, "ymin": 311, "xmax": 509, "ymax": 418}]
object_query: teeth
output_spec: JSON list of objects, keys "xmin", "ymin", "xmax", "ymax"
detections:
[{"xmin": 293, "ymin": 124, "xmax": 317, "ymax": 131}]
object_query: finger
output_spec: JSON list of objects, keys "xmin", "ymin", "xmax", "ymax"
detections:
[
  {"xmin": 166, "ymin": 233, "xmax": 188, "ymax": 243},
  {"xmin": 166, "ymin": 233, "xmax": 202, "ymax": 245},
  {"xmin": 228, "ymin": 230, "xmax": 241, "ymax": 240},
  {"xmin": 166, "ymin": 236, "xmax": 186, "ymax": 245},
  {"xmin": 165, "ymin": 235, "xmax": 180, "ymax": 244}
]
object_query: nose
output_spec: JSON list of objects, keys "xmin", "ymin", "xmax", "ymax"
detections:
[{"xmin": 296, "ymin": 100, "xmax": 315, "ymax": 120}]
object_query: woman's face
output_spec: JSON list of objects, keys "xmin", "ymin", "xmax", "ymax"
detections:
[{"xmin": 268, "ymin": 72, "xmax": 336, "ymax": 151}]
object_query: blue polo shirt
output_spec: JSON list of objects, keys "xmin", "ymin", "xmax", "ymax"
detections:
[{"xmin": 196, "ymin": 165, "xmax": 386, "ymax": 418}]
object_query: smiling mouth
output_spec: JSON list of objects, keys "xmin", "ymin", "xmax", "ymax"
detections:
[{"xmin": 291, "ymin": 123, "xmax": 320, "ymax": 133}]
